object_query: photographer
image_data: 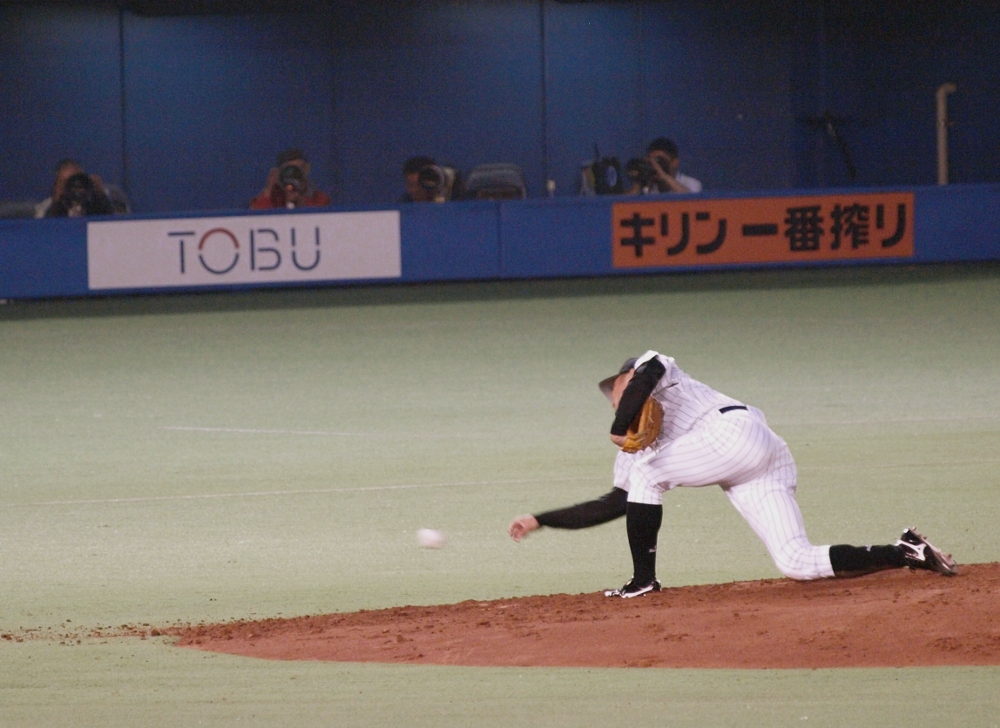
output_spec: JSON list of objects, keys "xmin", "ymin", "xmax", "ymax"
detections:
[
  {"xmin": 37, "ymin": 158, "xmax": 125, "ymax": 218},
  {"xmin": 250, "ymin": 148, "xmax": 331, "ymax": 210},
  {"xmin": 627, "ymin": 137, "xmax": 702, "ymax": 194},
  {"xmin": 401, "ymin": 156, "xmax": 461, "ymax": 203}
]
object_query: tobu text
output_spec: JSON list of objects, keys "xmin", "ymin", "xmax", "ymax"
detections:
[
  {"xmin": 170, "ymin": 225, "xmax": 322, "ymax": 276},
  {"xmin": 86, "ymin": 210, "xmax": 402, "ymax": 290}
]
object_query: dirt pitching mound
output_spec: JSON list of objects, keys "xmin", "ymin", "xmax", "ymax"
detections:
[{"xmin": 171, "ymin": 562, "xmax": 1000, "ymax": 669}]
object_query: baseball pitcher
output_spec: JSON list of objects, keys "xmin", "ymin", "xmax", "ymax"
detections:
[{"xmin": 508, "ymin": 350, "xmax": 958, "ymax": 598}]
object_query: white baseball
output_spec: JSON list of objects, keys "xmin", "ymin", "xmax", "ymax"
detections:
[{"xmin": 417, "ymin": 528, "xmax": 446, "ymax": 549}]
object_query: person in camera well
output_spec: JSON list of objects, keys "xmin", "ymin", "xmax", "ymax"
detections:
[
  {"xmin": 626, "ymin": 137, "xmax": 702, "ymax": 195},
  {"xmin": 401, "ymin": 156, "xmax": 461, "ymax": 203},
  {"xmin": 250, "ymin": 148, "xmax": 331, "ymax": 210},
  {"xmin": 36, "ymin": 158, "xmax": 127, "ymax": 218}
]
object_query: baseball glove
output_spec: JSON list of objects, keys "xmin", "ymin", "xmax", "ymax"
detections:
[{"xmin": 621, "ymin": 397, "xmax": 663, "ymax": 453}]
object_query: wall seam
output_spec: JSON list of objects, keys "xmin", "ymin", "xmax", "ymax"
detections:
[
  {"xmin": 118, "ymin": 9, "xmax": 130, "ymax": 205},
  {"xmin": 539, "ymin": 0, "xmax": 550, "ymax": 197},
  {"xmin": 637, "ymin": 3, "xmax": 645, "ymax": 144}
]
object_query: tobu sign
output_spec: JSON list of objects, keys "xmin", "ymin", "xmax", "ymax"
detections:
[
  {"xmin": 87, "ymin": 210, "xmax": 402, "ymax": 290},
  {"xmin": 612, "ymin": 192, "xmax": 914, "ymax": 268}
]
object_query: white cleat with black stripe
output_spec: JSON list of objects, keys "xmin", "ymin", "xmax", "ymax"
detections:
[
  {"xmin": 604, "ymin": 578, "xmax": 661, "ymax": 598},
  {"xmin": 896, "ymin": 528, "xmax": 958, "ymax": 576}
]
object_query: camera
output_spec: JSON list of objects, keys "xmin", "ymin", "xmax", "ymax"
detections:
[
  {"xmin": 417, "ymin": 163, "xmax": 459, "ymax": 202},
  {"xmin": 625, "ymin": 157, "xmax": 657, "ymax": 192},
  {"xmin": 582, "ymin": 145, "xmax": 625, "ymax": 195},
  {"xmin": 417, "ymin": 164, "xmax": 448, "ymax": 197},
  {"xmin": 278, "ymin": 164, "xmax": 306, "ymax": 194},
  {"xmin": 53, "ymin": 172, "xmax": 112, "ymax": 217},
  {"xmin": 417, "ymin": 164, "xmax": 445, "ymax": 192},
  {"xmin": 590, "ymin": 156, "xmax": 624, "ymax": 195},
  {"xmin": 63, "ymin": 172, "xmax": 97, "ymax": 210}
]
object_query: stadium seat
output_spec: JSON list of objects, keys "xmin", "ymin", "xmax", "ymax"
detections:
[
  {"xmin": 464, "ymin": 163, "xmax": 527, "ymax": 200},
  {"xmin": 0, "ymin": 201, "xmax": 38, "ymax": 219}
]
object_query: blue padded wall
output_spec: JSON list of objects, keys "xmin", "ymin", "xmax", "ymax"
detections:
[
  {"xmin": 0, "ymin": 5, "xmax": 125, "ymax": 203},
  {"xmin": 778, "ymin": 0, "xmax": 1000, "ymax": 189},
  {"xmin": 328, "ymin": 0, "xmax": 546, "ymax": 205},
  {"xmin": 1, "ymin": 1, "xmax": 998, "ymax": 215},
  {"xmin": 3, "ymin": 183, "xmax": 999, "ymax": 300},
  {"xmin": 541, "ymin": 1, "xmax": 644, "ymax": 197},
  {"xmin": 121, "ymin": 9, "xmax": 336, "ymax": 213},
  {"xmin": 636, "ymin": 0, "xmax": 799, "ymax": 192}
]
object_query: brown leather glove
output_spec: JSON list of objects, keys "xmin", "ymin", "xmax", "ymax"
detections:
[{"xmin": 621, "ymin": 398, "xmax": 663, "ymax": 453}]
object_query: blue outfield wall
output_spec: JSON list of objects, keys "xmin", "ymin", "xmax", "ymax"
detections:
[
  {"xmin": 1, "ymin": 183, "xmax": 998, "ymax": 300},
  {"xmin": 916, "ymin": 184, "xmax": 1000, "ymax": 262}
]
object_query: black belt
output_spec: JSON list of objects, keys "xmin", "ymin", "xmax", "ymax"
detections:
[{"xmin": 719, "ymin": 405, "xmax": 748, "ymax": 414}]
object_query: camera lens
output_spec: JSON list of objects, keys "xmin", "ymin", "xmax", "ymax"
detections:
[
  {"xmin": 64, "ymin": 173, "xmax": 95, "ymax": 205},
  {"xmin": 279, "ymin": 164, "xmax": 305, "ymax": 191},
  {"xmin": 418, "ymin": 165, "xmax": 444, "ymax": 191},
  {"xmin": 626, "ymin": 158, "xmax": 655, "ymax": 186}
]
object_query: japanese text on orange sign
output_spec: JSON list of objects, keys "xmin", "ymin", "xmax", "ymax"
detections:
[{"xmin": 612, "ymin": 192, "xmax": 914, "ymax": 268}]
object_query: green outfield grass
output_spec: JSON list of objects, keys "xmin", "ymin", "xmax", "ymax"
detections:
[{"xmin": 1, "ymin": 263, "xmax": 998, "ymax": 727}]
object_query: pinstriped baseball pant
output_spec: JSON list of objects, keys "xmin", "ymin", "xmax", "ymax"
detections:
[{"xmin": 614, "ymin": 406, "xmax": 835, "ymax": 580}]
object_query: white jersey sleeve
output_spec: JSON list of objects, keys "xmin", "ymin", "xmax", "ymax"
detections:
[{"xmin": 641, "ymin": 351, "xmax": 743, "ymax": 441}]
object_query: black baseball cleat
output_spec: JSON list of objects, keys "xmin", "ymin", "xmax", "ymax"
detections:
[
  {"xmin": 896, "ymin": 528, "xmax": 958, "ymax": 576},
  {"xmin": 604, "ymin": 578, "xmax": 661, "ymax": 598}
]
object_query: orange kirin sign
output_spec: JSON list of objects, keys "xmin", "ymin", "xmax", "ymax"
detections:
[{"xmin": 612, "ymin": 192, "xmax": 914, "ymax": 268}]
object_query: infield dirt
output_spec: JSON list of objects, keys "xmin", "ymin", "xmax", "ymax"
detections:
[{"xmin": 167, "ymin": 562, "xmax": 1000, "ymax": 669}]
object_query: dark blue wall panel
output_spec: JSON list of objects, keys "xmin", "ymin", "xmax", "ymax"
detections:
[
  {"xmin": 122, "ymin": 9, "xmax": 336, "ymax": 213},
  {"xmin": 639, "ymin": 0, "xmax": 798, "ymax": 192},
  {"xmin": 0, "ymin": 217, "xmax": 88, "ymax": 298},
  {"xmin": 401, "ymin": 201, "xmax": 501, "ymax": 280},
  {"xmin": 329, "ymin": 1, "xmax": 545, "ymax": 205},
  {"xmin": 2, "ymin": 1, "xmax": 999, "ymax": 216},
  {"xmin": 805, "ymin": 1, "xmax": 1000, "ymax": 188},
  {"xmin": 0, "ymin": 6, "xmax": 125, "ymax": 203},
  {"xmin": 916, "ymin": 184, "xmax": 1000, "ymax": 261},
  {"xmin": 500, "ymin": 198, "xmax": 612, "ymax": 277},
  {"xmin": 542, "ymin": 1, "xmax": 643, "ymax": 196}
]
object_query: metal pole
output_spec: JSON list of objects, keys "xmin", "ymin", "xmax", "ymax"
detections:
[{"xmin": 936, "ymin": 82, "xmax": 957, "ymax": 185}]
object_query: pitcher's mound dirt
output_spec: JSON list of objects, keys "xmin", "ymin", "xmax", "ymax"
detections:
[{"xmin": 172, "ymin": 562, "xmax": 1000, "ymax": 669}]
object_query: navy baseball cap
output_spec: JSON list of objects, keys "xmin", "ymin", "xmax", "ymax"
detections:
[{"xmin": 598, "ymin": 357, "xmax": 638, "ymax": 400}]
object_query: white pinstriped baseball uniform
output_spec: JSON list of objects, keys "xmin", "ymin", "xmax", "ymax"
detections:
[{"xmin": 612, "ymin": 350, "xmax": 835, "ymax": 580}]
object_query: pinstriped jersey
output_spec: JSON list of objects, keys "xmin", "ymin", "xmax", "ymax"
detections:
[{"xmin": 635, "ymin": 350, "xmax": 744, "ymax": 442}]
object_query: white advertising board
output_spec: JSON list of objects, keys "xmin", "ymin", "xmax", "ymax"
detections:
[{"xmin": 87, "ymin": 210, "xmax": 401, "ymax": 290}]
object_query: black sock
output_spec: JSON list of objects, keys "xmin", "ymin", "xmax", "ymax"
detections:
[
  {"xmin": 829, "ymin": 543, "xmax": 906, "ymax": 577},
  {"xmin": 626, "ymin": 502, "xmax": 662, "ymax": 584}
]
